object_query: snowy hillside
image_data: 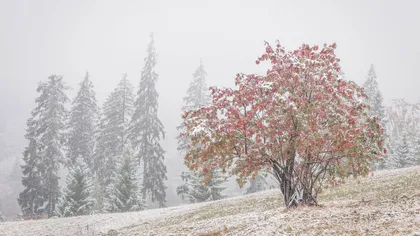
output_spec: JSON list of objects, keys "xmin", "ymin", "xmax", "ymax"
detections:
[{"xmin": 1, "ymin": 166, "xmax": 419, "ymax": 236}]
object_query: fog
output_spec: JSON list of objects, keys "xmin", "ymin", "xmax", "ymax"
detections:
[{"xmin": 1, "ymin": 0, "xmax": 419, "ymax": 214}]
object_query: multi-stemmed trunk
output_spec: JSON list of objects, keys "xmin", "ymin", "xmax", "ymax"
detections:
[{"xmin": 271, "ymin": 156, "xmax": 318, "ymax": 208}]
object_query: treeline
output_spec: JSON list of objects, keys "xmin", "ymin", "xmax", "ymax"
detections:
[
  {"xmin": 362, "ymin": 65, "xmax": 420, "ymax": 169},
  {"xmin": 18, "ymin": 34, "xmax": 166, "ymax": 218},
  {"xmin": 16, "ymin": 35, "xmax": 233, "ymax": 220}
]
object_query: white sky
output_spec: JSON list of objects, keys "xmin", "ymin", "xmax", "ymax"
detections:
[{"xmin": 0, "ymin": 0, "xmax": 419, "ymax": 191}]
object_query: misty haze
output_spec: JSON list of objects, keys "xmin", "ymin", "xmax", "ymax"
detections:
[{"xmin": 1, "ymin": 0, "xmax": 419, "ymax": 235}]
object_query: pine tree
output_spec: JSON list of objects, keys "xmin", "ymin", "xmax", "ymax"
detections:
[
  {"xmin": 363, "ymin": 65, "xmax": 385, "ymax": 121},
  {"xmin": 245, "ymin": 174, "xmax": 267, "ymax": 194},
  {"xmin": 94, "ymin": 74, "xmax": 134, "ymax": 189},
  {"xmin": 67, "ymin": 72, "xmax": 98, "ymax": 169},
  {"xmin": 18, "ymin": 75, "xmax": 68, "ymax": 218},
  {"xmin": 105, "ymin": 148, "xmax": 145, "ymax": 213},
  {"xmin": 57, "ymin": 158, "xmax": 94, "ymax": 217},
  {"xmin": 176, "ymin": 168, "xmax": 226, "ymax": 203},
  {"xmin": 128, "ymin": 33, "xmax": 167, "ymax": 207}
]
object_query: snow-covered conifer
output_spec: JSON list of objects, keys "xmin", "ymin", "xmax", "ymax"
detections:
[
  {"xmin": 176, "ymin": 168, "xmax": 226, "ymax": 203},
  {"xmin": 384, "ymin": 100, "xmax": 420, "ymax": 168},
  {"xmin": 245, "ymin": 174, "xmax": 267, "ymax": 194},
  {"xmin": 363, "ymin": 65, "xmax": 385, "ymax": 122},
  {"xmin": 91, "ymin": 173, "xmax": 105, "ymax": 213},
  {"xmin": 18, "ymin": 75, "xmax": 68, "ymax": 217},
  {"xmin": 94, "ymin": 74, "xmax": 134, "ymax": 189},
  {"xmin": 128, "ymin": 33, "xmax": 167, "ymax": 207},
  {"xmin": 57, "ymin": 158, "xmax": 94, "ymax": 217},
  {"xmin": 67, "ymin": 72, "xmax": 98, "ymax": 169},
  {"xmin": 105, "ymin": 148, "xmax": 145, "ymax": 213},
  {"xmin": 412, "ymin": 130, "xmax": 420, "ymax": 166},
  {"xmin": 363, "ymin": 65, "xmax": 388, "ymax": 170},
  {"xmin": 176, "ymin": 61, "xmax": 227, "ymax": 202},
  {"xmin": 17, "ymin": 134, "xmax": 43, "ymax": 217},
  {"xmin": 177, "ymin": 60, "xmax": 210, "ymax": 152}
]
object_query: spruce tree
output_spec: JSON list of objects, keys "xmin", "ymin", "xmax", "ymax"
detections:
[
  {"xmin": 128, "ymin": 33, "xmax": 167, "ymax": 207},
  {"xmin": 384, "ymin": 99, "xmax": 420, "ymax": 169},
  {"xmin": 245, "ymin": 174, "xmax": 267, "ymax": 194},
  {"xmin": 176, "ymin": 61, "xmax": 227, "ymax": 202},
  {"xmin": 412, "ymin": 120, "xmax": 420, "ymax": 166},
  {"xmin": 177, "ymin": 60, "xmax": 211, "ymax": 151},
  {"xmin": 387, "ymin": 131, "xmax": 415, "ymax": 168},
  {"xmin": 91, "ymin": 173, "xmax": 105, "ymax": 213},
  {"xmin": 363, "ymin": 65, "xmax": 385, "ymax": 121},
  {"xmin": 176, "ymin": 168, "xmax": 226, "ymax": 203},
  {"xmin": 410, "ymin": 103, "xmax": 420, "ymax": 165},
  {"xmin": 105, "ymin": 148, "xmax": 145, "ymax": 213},
  {"xmin": 67, "ymin": 72, "xmax": 98, "ymax": 169},
  {"xmin": 91, "ymin": 111, "xmax": 105, "ymax": 212},
  {"xmin": 18, "ymin": 75, "xmax": 68, "ymax": 217},
  {"xmin": 94, "ymin": 74, "xmax": 134, "ymax": 189},
  {"xmin": 363, "ymin": 65, "xmax": 387, "ymax": 170},
  {"xmin": 18, "ymin": 135, "xmax": 43, "ymax": 217},
  {"xmin": 57, "ymin": 158, "xmax": 94, "ymax": 217}
]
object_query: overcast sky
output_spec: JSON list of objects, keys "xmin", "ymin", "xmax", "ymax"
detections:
[{"xmin": 1, "ymin": 0, "xmax": 419, "ymax": 162}]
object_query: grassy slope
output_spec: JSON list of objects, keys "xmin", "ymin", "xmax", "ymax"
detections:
[{"xmin": 0, "ymin": 166, "xmax": 419, "ymax": 236}]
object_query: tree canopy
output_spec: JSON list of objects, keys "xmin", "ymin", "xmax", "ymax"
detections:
[{"xmin": 181, "ymin": 42, "xmax": 386, "ymax": 207}]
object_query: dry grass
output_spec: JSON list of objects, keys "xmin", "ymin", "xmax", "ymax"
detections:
[
  {"xmin": 119, "ymin": 166, "xmax": 420, "ymax": 235},
  {"xmin": 1, "ymin": 166, "xmax": 419, "ymax": 235},
  {"xmin": 319, "ymin": 166, "xmax": 420, "ymax": 203}
]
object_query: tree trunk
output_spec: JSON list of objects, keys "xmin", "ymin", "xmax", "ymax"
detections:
[
  {"xmin": 281, "ymin": 174, "xmax": 297, "ymax": 208},
  {"xmin": 272, "ymin": 159, "xmax": 298, "ymax": 208},
  {"xmin": 272, "ymin": 158, "xmax": 318, "ymax": 208}
]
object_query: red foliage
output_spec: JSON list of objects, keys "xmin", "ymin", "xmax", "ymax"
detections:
[{"xmin": 181, "ymin": 41, "xmax": 385, "ymax": 194}]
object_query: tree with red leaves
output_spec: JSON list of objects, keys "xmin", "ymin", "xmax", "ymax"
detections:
[{"xmin": 181, "ymin": 42, "xmax": 386, "ymax": 208}]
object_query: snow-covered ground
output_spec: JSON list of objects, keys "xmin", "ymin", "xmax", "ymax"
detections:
[{"xmin": 1, "ymin": 166, "xmax": 419, "ymax": 236}]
